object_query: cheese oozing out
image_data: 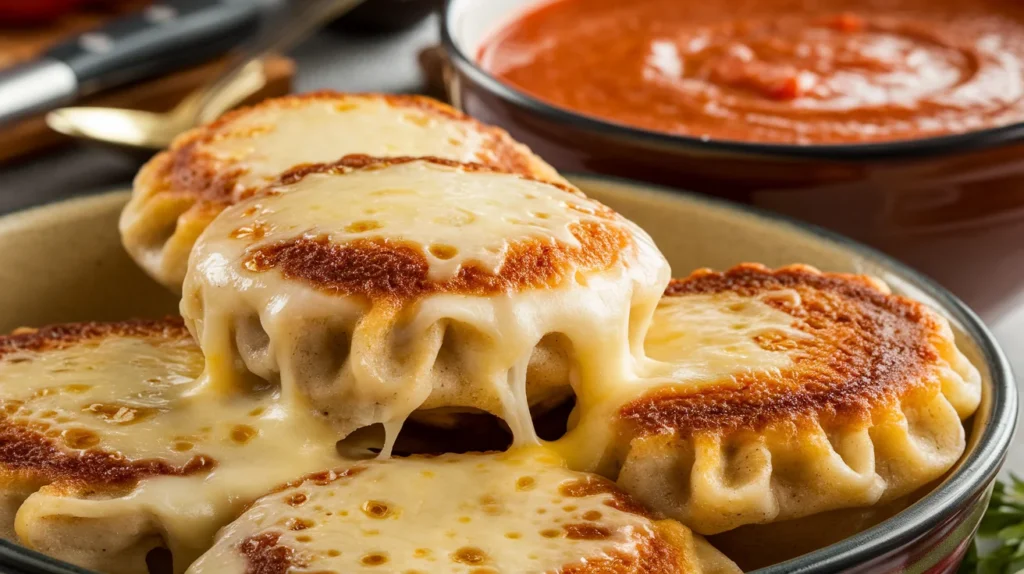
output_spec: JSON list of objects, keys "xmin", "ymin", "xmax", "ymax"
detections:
[
  {"xmin": 186, "ymin": 448, "xmax": 739, "ymax": 574},
  {"xmin": 182, "ymin": 159, "xmax": 670, "ymax": 457},
  {"xmin": 551, "ymin": 289, "xmax": 810, "ymax": 473},
  {"xmin": 0, "ymin": 324, "xmax": 344, "ymax": 573},
  {"xmin": 594, "ymin": 265, "xmax": 982, "ymax": 534}
]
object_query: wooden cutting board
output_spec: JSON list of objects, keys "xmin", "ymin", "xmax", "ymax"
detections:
[{"xmin": 0, "ymin": 4, "xmax": 294, "ymax": 163}]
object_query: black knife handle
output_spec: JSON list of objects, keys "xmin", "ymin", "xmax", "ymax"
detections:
[{"xmin": 44, "ymin": 0, "xmax": 262, "ymax": 95}]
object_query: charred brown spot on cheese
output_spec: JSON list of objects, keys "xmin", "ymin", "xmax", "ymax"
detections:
[
  {"xmin": 259, "ymin": 465, "xmax": 367, "ymax": 505},
  {"xmin": 516, "ymin": 476, "xmax": 536, "ymax": 491},
  {"xmin": 360, "ymin": 552, "xmax": 389, "ymax": 566},
  {"xmin": 241, "ymin": 532, "xmax": 296, "ymax": 574},
  {"xmin": 451, "ymin": 547, "xmax": 489, "ymax": 565},
  {"xmin": 558, "ymin": 475, "xmax": 653, "ymax": 517},
  {"xmin": 558, "ymin": 529, "xmax": 684, "ymax": 574},
  {"xmin": 361, "ymin": 500, "xmax": 395, "ymax": 519},
  {"xmin": 344, "ymin": 220, "xmax": 383, "ymax": 234},
  {"xmin": 61, "ymin": 428, "xmax": 100, "ymax": 449},
  {"xmin": 241, "ymin": 220, "xmax": 629, "ymax": 300},
  {"xmin": 563, "ymin": 523, "xmax": 613, "ymax": 540},
  {"xmin": 287, "ymin": 517, "xmax": 315, "ymax": 531},
  {"xmin": 559, "ymin": 475, "xmax": 614, "ymax": 498},
  {"xmin": 285, "ymin": 493, "xmax": 307, "ymax": 507},
  {"xmin": 0, "ymin": 318, "xmax": 189, "ymax": 359},
  {"xmin": 0, "ymin": 418, "xmax": 214, "ymax": 486},
  {"xmin": 230, "ymin": 424, "xmax": 259, "ymax": 445},
  {"xmin": 625, "ymin": 263, "xmax": 941, "ymax": 437}
]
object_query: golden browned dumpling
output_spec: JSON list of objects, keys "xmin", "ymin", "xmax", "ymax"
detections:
[
  {"xmin": 0, "ymin": 319, "xmax": 344, "ymax": 574},
  {"xmin": 181, "ymin": 156, "xmax": 669, "ymax": 454},
  {"xmin": 557, "ymin": 264, "xmax": 980, "ymax": 535},
  {"xmin": 121, "ymin": 92, "xmax": 563, "ymax": 290},
  {"xmin": 186, "ymin": 449, "xmax": 740, "ymax": 574}
]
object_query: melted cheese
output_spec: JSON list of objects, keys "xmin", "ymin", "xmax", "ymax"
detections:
[
  {"xmin": 203, "ymin": 96, "xmax": 532, "ymax": 192},
  {"xmin": 0, "ymin": 332, "xmax": 344, "ymax": 572},
  {"xmin": 551, "ymin": 290, "xmax": 810, "ymax": 473},
  {"xmin": 214, "ymin": 164, "xmax": 599, "ymax": 280},
  {"xmin": 182, "ymin": 161, "xmax": 670, "ymax": 455},
  {"xmin": 643, "ymin": 290, "xmax": 810, "ymax": 380},
  {"xmin": 187, "ymin": 448, "xmax": 670, "ymax": 574}
]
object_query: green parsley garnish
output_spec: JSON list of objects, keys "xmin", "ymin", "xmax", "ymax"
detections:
[{"xmin": 960, "ymin": 475, "xmax": 1024, "ymax": 574}]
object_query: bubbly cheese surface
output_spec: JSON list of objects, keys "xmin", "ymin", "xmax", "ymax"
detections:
[
  {"xmin": 0, "ymin": 333, "xmax": 203, "ymax": 466},
  {"xmin": 187, "ymin": 449, "xmax": 688, "ymax": 574},
  {"xmin": 182, "ymin": 160, "xmax": 670, "ymax": 455},
  {"xmin": 552, "ymin": 290, "xmax": 809, "ymax": 472},
  {"xmin": 643, "ymin": 290, "xmax": 811, "ymax": 380},
  {"xmin": 199, "ymin": 96, "xmax": 533, "ymax": 191},
  {"xmin": 210, "ymin": 160, "xmax": 607, "ymax": 281},
  {"xmin": 120, "ymin": 93, "xmax": 564, "ymax": 291},
  {"xmin": 0, "ymin": 325, "xmax": 344, "ymax": 572}
]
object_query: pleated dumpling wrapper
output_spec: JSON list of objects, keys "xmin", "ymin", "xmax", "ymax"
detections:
[
  {"xmin": 561, "ymin": 264, "xmax": 981, "ymax": 535},
  {"xmin": 187, "ymin": 449, "xmax": 740, "ymax": 574},
  {"xmin": 182, "ymin": 156, "xmax": 670, "ymax": 454},
  {"xmin": 0, "ymin": 319, "xmax": 344, "ymax": 574},
  {"xmin": 121, "ymin": 92, "xmax": 564, "ymax": 290}
]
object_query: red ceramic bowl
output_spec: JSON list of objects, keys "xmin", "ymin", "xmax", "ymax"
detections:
[{"xmin": 441, "ymin": 0, "xmax": 1024, "ymax": 320}]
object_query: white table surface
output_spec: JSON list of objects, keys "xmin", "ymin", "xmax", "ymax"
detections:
[{"xmin": 0, "ymin": 13, "xmax": 1020, "ymax": 472}]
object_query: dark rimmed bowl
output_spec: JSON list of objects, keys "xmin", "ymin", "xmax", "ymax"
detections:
[
  {"xmin": 441, "ymin": 0, "xmax": 1024, "ymax": 319},
  {"xmin": 0, "ymin": 177, "xmax": 1015, "ymax": 573}
]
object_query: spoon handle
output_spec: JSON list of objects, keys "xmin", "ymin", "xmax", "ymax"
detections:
[{"xmin": 192, "ymin": 0, "xmax": 369, "ymax": 124}]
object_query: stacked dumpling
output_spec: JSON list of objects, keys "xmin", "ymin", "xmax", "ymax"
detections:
[
  {"xmin": 0, "ymin": 92, "xmax": 983, "ymax": 574},
  {"xmin": 180, "ymin": 155, "xmax": 668, "ymax": 451}
]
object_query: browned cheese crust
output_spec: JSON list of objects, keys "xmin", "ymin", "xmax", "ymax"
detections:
[
  {"xmin": 236, "ymin": 465, "xmax": 691, "ymax": 574},
  {"xmin": 0, "ymin": 319, "xmax": 214, "ymax": 488},
  {"xmin": 0, "ymin": 318, "xmax": 188, "ymax": 359},
  {"xmin": 145, "ymin": 92, "xmax": 556, "ymax": 212},
  {"xmin": 622, "ymin": 263, "xmax": 943, "ymax": 438},
  {"xmin": 240, "ymin": 156, "xmax": 632, "ymax": 300}
]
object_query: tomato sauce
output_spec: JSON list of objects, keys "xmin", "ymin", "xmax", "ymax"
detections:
[{"xmin": 478, "ymin": 0, "xmax": 1024, "ymax": 144}]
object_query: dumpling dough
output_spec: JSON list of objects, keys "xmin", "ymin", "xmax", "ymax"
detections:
[
  {"xmin": 121, "ymin": 92, "xmax": 564, "ymax": 290},
  {"xmin": 182, "ymin": 156, "xmax": 670, "ymax": 454},
  {"xmin": 187, "ymin": 449, "xmax": 740, "ymax": 574},
  {"xmin": 0, "ymin": 319, "xmax": 344, "ymax": 573},
  {"xmin": 573, "ymin": 264, "xmax": 981, "ymax": 534}
]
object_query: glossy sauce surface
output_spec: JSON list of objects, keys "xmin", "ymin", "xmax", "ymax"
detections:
[{"xmin": 479, "ymin": 0, "xmax": 1024, "ymax": 144}]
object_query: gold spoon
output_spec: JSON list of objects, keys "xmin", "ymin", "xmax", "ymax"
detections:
[{"xmin": 45, "ymin": 0, "xmax": 367, "ymax": 154}]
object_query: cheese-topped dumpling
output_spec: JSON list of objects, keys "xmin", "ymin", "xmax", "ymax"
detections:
[
  {"xmin": 597, "ymin": 264, "xmax": 980, "ymax": 534},
  {"xmin": 187, "ymin": 449, "xmax": 740, "ymax": 574},
  {"xmin": 182, "ymin": 156, "xmax": 670, "ymax": 454},
  {"xmin": 0, "ymin": 319, "xmax": 344, "ymax": 574},
  {"xmin": 121, "ymin": 92, "xmax": 563, "ymax": 290}
]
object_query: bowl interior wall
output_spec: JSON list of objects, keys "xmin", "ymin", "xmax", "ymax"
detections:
[{"xmin": 0, "ymin": 179, "xmax": 1000, "ymax": 572}]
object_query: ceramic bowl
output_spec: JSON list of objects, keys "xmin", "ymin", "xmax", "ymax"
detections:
[
  {"xmin": 441, "ymin": 0, "xmax": 1024, "ymax": 318},
  {"xmin": 0, "ymin": 176, "xmax": 1015, "ymax": 573}
]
